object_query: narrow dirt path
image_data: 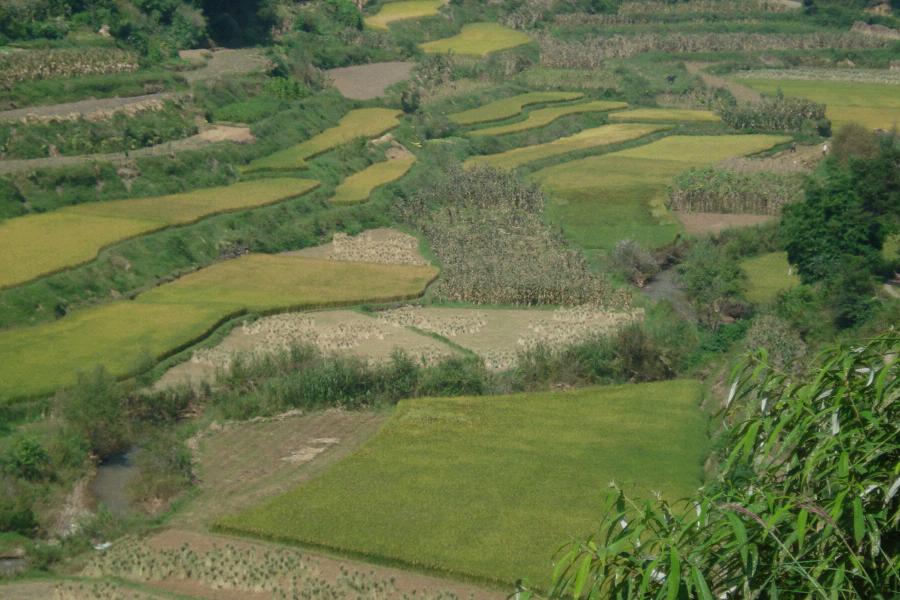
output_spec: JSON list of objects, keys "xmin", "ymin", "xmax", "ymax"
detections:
[
  {"xmin": 685, "ymin": 61, "xmax": 762, "ymax": 103},
  {"xmin": 0, "ymin": 125, "xmax": 253, "ymax": 175},
  {"xmin": 0, "ymin": 92, "xmax": 178, "ymax": 123}
]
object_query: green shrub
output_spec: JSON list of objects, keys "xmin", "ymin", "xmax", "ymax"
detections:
[
  {"xmin": 58, "ymin": 367, "xmax": 128, "ymax": 458},
  {"xmin": 2, "ymin": 437, "xmax": 51, "ymax": 482}
]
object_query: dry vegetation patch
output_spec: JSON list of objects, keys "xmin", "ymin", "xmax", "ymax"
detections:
[
  {"xmin": 676, "ymin": 211, "xmax": 776, "ymax": 236},
  {"xmin": 0, "ymin": 47, "xmax": 138, "ymax": 86},
  {"xmin": 287, "ymin": 227, "xmax": 428, "ymax": 266}
]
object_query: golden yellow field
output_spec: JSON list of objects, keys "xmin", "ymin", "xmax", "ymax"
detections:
[
  {"xmin": 0, "ymin": 254, "xmax": 437, "ymax": 399},
  {"xmin": 449, "ymin": 91, "xmax": 584, "ymax": 125},
  {"xmin": 365, "ymin": 0, "xmax": 445, "ymax": 30},
  {"xmin": 0, "ymin": 178, "xmax": 318, "ymax": 289},
  {"xmin": 467, "ymin": 100, "xmax": 628, "ymax": 137},
  {"xmin": 419, "ymin": 23, "xmax": 532, "ymax": 56},
  {"xmin": 608, "ymin": 108, "xmax": 721, "ymax": 123},
  {"xmin": 331, "ymin": 156, "xmax": 416, "ymax": 205}
]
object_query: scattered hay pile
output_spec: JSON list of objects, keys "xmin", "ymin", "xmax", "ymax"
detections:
[{"xmin": 289, "ymin": 228, "xmax": 428, "ymax": 266}]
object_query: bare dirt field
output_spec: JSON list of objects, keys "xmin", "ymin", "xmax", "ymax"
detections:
[
  {"xmin": 718, "ymin": 143, "xmax": 822, "ymax": 173},
  {"xmin": 676, "ymin": 211, "xmax": 776, "ymax": 235},
  {"xmin": 181, "ymin": 49, "xmax": 271, "ymax": 83},
  {"xmin": 325, "ymin": 61, "xmax": 415, "ymax": 99}
]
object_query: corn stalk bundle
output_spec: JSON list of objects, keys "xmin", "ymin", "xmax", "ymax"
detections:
[
  {"xmin": 668, "ymin": 167, "xmax": 805, "ymax": 215},
  {"xmin": 0, "ymin": 48, "xmax": 139, "ymax": 88},
  {"xmin": 538, "ymin": 32, "xmax": 892, "ymax": 67},
  {"xmin": 719, "ymin": 95, "xmax": 826, "ymax": 131},
  {"xmin": 555, "ymin": 0, "xmax": 794, "ymax": 26},
  {"xmin": 398, "ymin": 166, "xmax": 628, "ymax": 308}
]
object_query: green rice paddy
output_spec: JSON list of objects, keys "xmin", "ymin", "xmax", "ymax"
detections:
[
  {"xmin": 734, "ymin": 78, "xmax": 900, "ymax": 130},
  {"xmin": 533, "ymin": 134, "xmax": 790, "ymax": 255},
  {"xmin": 449, "ymin": 91, "xmax": 584, "ymax": 126},
  {"xmin": 245, "ymin": 108, "xmax": 402, "ymax": 172},
  {"xmin": 608, "ymin": 108, "xmax": 721, "ymax": 123},
  {"xmin": 331, "ymin": 156, "xmax": 416, "ymax": 205},
  {"xmin": 0, "ymin": 255, "xmax": 437, "ymax": 400},
  {"xmin": 464, "ymin": 123, "xmax": 669, "ymax": 171},
  {"xmin": 467, "ymin": 100, "xmax": 628, "ymax": 137},
  {"xmin": 740, "ymin": 251, "xmax": 800, "ymax": 304},
  {"xmin": 419, "ymin": 23, "xmax": 532, "ymax": 57},
  {"xmin": 0, "ymin": 179, "xmax": 318, "ymax": 289},
  {"xmin": 365, "ymin": 0, "xmax": 445, "ymax": 30},
  {"xmin": 219, "ymin": 380, "xmax": 708, "ymax": 587}
]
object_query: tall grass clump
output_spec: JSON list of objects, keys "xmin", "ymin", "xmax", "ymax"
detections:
[
  {"xmin": 668, "ymin": 167, "xmax": 805, "ymax": 215},
  {"xmin": 543, "ymin": 332, "xmax": 899, "ymax": 600}
]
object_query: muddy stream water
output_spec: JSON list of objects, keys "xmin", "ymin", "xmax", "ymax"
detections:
[{"xmin": 89, "ymin": 447, "xmax": 139, "ymax": 516}]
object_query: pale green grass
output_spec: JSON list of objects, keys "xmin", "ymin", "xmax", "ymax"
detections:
[
  {"xmin": 449, "ymin": 91, "xmax": 584, "ymax": 126},
  {"xmin": 734, "ymin": 78, "xmax": 900, "ymax": 130},
  {"xmin": 467, "ymin": 100, "xmax": 628, "ymax": 137},
  {"xmin": 609, "ymin": 108, "xmax": 721, "ymax": 123},
  {"xmin": 533, "ymin": 134, "xmax": 790, "ymax": 254},
  {"xmin": 365, "ymin": 0, "xmax": 445, "ymax": 30},
  {"xmin": 0, "ymin": 179, "xmax": 317, "ymax": 289},
  {"xmin": 0, "ymin": 255, "xmax": 437, "ymax": 399},
  {"xmin": 741, "ymin": 252, "xmax": 800, "ymax": 304},
  {"xmin": 331, "ymin": 156, "xmax": 416, "ymax": 205},
  {"xmin": 419, "ymin": 23, "xmax": 532, "ymax": 57},
  {"xmin": 245, "ymin": 108, "xmax": 402, "ymax": 172},
  {"xmin": 464, "ymin": 123, "xmax": 669, "ymax": 171},
  {"xmin": 219, "ymin": 380, "xmax": 707, "ymax": 587}
]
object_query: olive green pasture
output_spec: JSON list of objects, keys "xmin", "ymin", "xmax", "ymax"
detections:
[
  {"xmin": 365, "ymin": 0, "xmax": 445, "ymax": 30},
  {"xmin": 0, "ymin": 255, "xmax": 437, "ymax": 400},
  {"xmin": 464, "ymin": 123, "xmax": 670, "ymax": 171},
  {"xmin": 419, "ymin": 23, "xmax": 533, "ymax": 57},
  {"xmin": 330, "ymin": 156, "xmax": 417, "ymax": 205},
  {"xmin": 734, "ymin": 78, "xmax": 900, "ymax": 130},
  {"xmin": 245, "ymin": 108, "xmax": 402, "ymax": 172},
  {"xmin": 533, "ymin": 135, "xmax": 790, "ymax": 256},
  {"xmin": 740, "ymin": 252, "xmax": 800, "ymax": 304},
  {"xmin": 467, "ymin": 100, "xmax": 628, "ymax": 137},
  {"xmin": 0, "ymin": 178, "xmax": 318, "ymax": 289},
  {"xmin": 449, "ymin": 91, "xmax": 584, "ymax": 126},
  {"xmin": 608, "ymin": 108, "xmax": 721, "ymax": 123},
  {"xmin": 219, "ymin": 380, "xmax": 708, "ymax": 587}
]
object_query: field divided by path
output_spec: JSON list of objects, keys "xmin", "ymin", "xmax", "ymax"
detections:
[
  {"xmin": 0, "ymin": 255, "xmax": 437, "ymax": 400},
  {"xmin": 0, "ymin": 178, "xmax": 318, "ymax": 289},
  {"xmin": 533, "ymin": 134, "xmax": 790, "ymax": 254},
  {"xmin": 218, "ymin": 380, "xmax": 707, "ymax": 587},
  {"xmin": 449, "ymin": 91, "xmax": 583, "ymax": 125},
  {"xmin": 365, "ymin": 0, "xmax": 445, "ymax": 30},
  {"xmin": 608, "ymin": 108, "xmax": 721, "ymax": 123},
  {"xmin": 733, "ymin": 77, "xmax": 900, "ymax": 130},
  {"xmin": 419, "ymin": 23, "xmax": 532, "ymax": 57},
  {"xmin": 464, "ymin": 123, "xmax": 670, "ymax": 171},
  {"xmin": 331, "ymin": 155, "xmax": 416, "ymax": 205},
  {"xmin": 467, "ymin": 100, "xmax": 628, "ymax": 137},
  {"xmin": 246, "ymin": 108, "xmax": 401, "ymax": 172}
]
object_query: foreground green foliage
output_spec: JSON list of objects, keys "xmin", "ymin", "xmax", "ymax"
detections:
[
  {"xmin": 546, "ymin": 333, "xmax": 899, "ymax": 600},
  {"xmin": 219, "ymin": 380, "xmax": 707, "ymax": 586}
]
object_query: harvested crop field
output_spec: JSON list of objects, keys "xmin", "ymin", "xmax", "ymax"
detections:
[
  {"xmin": 0, "ymin": 255, "xmax": 437, "ymax": 399},
  {"xmin": 533, "ymin": 134, "xmax": 790, "ymax": 254},
  {"xmin": 741, "ymin": 251, "xmax": 800, "ymax": 304},
  {"xmin": 419, "ymin": 23, "xmax": 533, "ymax": 56},
  {"xmin": 245, "ymin": 108, "xmax": 402, "ymax": 172},
  {"xmin": 464, "ymin": 123, "xmax": 669, "ymax": 170},
  {"xmin": 377, "ymin": 305, "xmax": 641, "ymax": 370},
  {"xmin": 181, "ymin": 48, "xmax": 271, "ymax": 83},
  {"xmin": 676, "ymin": 211, "xmax": 776, "ymax": 235},
  {"xmin": 365, "ymin": 0, "xmax": 446, "ymax": 30},
  {"xmin": 331, "ymin": 155, "xmax": 416, "ymax": 205},
  {"xmin": 326, "ymin": 61, "xmax": 414, "ymax": 99},
  {"xmin": 219, "ymin": 380, "xmax": 708, "ymax": 587},
  {"xmin": 0, "ymin": 178, "xmax": 318, "ymax": 289},
  {"xmin": 608, "ymin": 108, "xmax": 721, "ymax": 122},
  {"xmin": 467, "ymin": 100, "xmax": 628, "ymax": 137},
  {"xmin": 449, "ymin": 91, "xmax": 584, "ymax": 125},
  {"xmin": 287, "ymin": 228, "xmax": 428, "ymax": 265}
]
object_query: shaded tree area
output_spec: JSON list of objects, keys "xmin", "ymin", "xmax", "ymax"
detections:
[{"xmin": 201, "ymin": 0, "xmax": 271, "ymax": 46}]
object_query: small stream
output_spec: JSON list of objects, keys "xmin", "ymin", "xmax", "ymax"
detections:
[
  {"xmin": 89, "ymin": 447, "xmax": 139, "ymax": 516},
  {"xmin": 641, "ymin": 267, "xmax": 697, "ymax": 322}
]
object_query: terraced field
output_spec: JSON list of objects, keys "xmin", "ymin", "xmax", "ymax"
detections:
[
  {"xmin": 419, "ymin": 23, "xmax": 532, "ymax": 57},
  {"xmin": 533, "ymin": 134, "xmax": 790, "ymax": 254},
  {"xmin": 741, "ymin": 251, "xmax": 800, "ymax": 304},
  {"xmin": 464, "ymin": 123, "xmax": 669, "ymax": 170},
  {"xmin": 449, "ymin": 91, "xmax": 583, "ymax": 125},
  {"xmin": 0, "ymin": 255, "xmax": 437, "ymax": 400},
  {"xmin": 219, "ymin": 380, "xmax": 708, "ymax": 587},
  {"xmin": 0, "ymin": 178, "xmax": 318, "ymax": 289},
  {"xmin": 365, "ymin": 0, "xmax": 445, "ymax": 30},
  {"xmin": 733, "ymin": 77, "xmax": 900, "ymax": 130},
  {"xmin": 467, "ymin": 100, "xmax": 628, "ymax": 137},
  {"xmin": 608, "ymin": 108, "xmax": 721, "ymax": 123},
  {"xmin": 245, "ymin": 108, "xmax": 402, "ymax": 172},
  {"xmin": 331, "ymin": 155, "xmax": 416, "ymax": 205}
]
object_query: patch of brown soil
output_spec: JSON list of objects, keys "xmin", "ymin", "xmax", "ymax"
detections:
[
  {"xmin": 0, "ymin": 93, "xmax": 176, "ymax": 124},
  {"xmin": 182, "ymin": 49, "xmax": 271, "ymax": 83},
  {"xmin": 718, "ymin": 143, "xmax": 821, "ymax": 173},
  {"xmin": 325, "ymin": 61, "xmax": 415, "ymax": 100},
  {"xmin": 676, "ymin": 211, "xmax": 776, "ymax": 235},
  {"xmin": 288, "ymin": 228, "xmax": 428, "ymax": 266},
  {"xmin": 197, "ymin": 124, "xmax": 255, "ymax": 143},
  {"xmin": 685, "ymin": 61, "xmax": 762, "ymax": 103}
]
